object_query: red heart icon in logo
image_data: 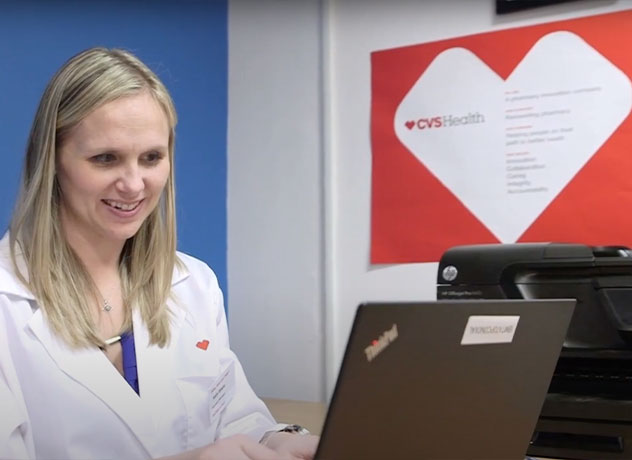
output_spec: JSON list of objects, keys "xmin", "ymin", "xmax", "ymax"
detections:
[
  {"xmin": 405, "ymin": 120, "xmax": 415, "ymax": 130},
  {"xmin": 196, "ymin": 339, "xmax": 209, "ymax": 350}
]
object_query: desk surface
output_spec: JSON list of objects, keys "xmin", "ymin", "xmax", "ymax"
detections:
[{"xmin": 262, "ymin": 397, "xmax": 327, "ymax": 435}]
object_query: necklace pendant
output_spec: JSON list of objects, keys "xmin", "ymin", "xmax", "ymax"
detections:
[{"xmin": 103, "ymin": 300, "xmax": 112, "ymax": 312}]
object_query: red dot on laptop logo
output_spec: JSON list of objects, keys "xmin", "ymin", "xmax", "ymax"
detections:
[{"xmin": 365, "ymin": 324, "xmax": 399, "ymax": 363}]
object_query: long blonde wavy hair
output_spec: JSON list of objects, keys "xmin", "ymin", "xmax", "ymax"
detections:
[{"xmin": 10, "ymin": 47, "xmax": 178, "ymax": 348}]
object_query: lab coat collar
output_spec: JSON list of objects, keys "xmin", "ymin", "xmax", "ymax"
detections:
[
  {"xmin": 172, "ymin": 255, "xmax": 190, "ymax": 287},
  {"xmin": 27, "ymin": 309, "xmax": 158, "ymax": 456},
  {"xmin": 0, "ymin": 229, "xmax": 193, "ymax": 458},
  {"xmin": 25, "ymin": 296, "xmax": 189, "ymax": 458},
  {"xmin": 0, "ymin": 233, "xmax": 35, "ymax": 300}
]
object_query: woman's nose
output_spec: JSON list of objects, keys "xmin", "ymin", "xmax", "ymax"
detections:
[{"xmin": 116, "ymin": 165, "xmax": 144, "ymax": 195}]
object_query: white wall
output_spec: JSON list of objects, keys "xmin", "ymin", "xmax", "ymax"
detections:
[
  {"xmin": 227, "ymin": 0, "xmax": 325, "ymax": 402},
  {"xmin": 228, "ymin": 0, "xmax": 629, "ymax": 402}
]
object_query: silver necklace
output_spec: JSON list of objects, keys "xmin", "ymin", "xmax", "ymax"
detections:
[{"xmin": 97, "ymin": 287, "xmax": 113, "ymax": 313}]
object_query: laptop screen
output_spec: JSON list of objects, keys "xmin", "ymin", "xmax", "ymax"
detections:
[{"xmin": 315, "ymin": 299, "xmax": 575, "ymax": 460}]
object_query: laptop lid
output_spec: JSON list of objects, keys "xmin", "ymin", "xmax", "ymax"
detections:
[{"xmin": 315, "ymin": 299, "xmax": 575, "ymax": 460}]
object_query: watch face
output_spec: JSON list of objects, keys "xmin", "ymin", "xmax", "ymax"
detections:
[{"xmin": 281, "ymin": 424, "xmax": 310, "ymax": 435}]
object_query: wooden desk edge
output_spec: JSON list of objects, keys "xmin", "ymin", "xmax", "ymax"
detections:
[{"xmin": 262, "ymin": 397, "xmax": 327, "ymax": 436}]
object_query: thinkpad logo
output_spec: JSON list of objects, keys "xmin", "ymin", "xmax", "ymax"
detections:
[{"xmin": 364, "ymin": 324, "xmax": 398, "ymax": 362}]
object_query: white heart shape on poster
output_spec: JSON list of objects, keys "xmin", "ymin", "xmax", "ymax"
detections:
[{"xmin": 394, "ymin": 31, "xmax": 632, "ymax": 243}]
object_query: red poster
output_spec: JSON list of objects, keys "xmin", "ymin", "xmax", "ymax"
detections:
[{"xmin": 371, "ymin": 10, "xmax": 632, "ymax": 263}]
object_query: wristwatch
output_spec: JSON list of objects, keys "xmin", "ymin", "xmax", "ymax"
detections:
[{"xmin": 278, "ymin": 424, "xmax": 310, "ymax": 435}]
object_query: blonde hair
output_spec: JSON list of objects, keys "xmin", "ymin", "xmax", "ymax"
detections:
[{"xmin": 10, "ymin": 47, "xmax": 178, "ymax": 348}]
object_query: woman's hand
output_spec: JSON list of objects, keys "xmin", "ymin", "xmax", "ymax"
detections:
[
  {"xmin": 262, "ymin": 432, "xmax": 320, "ymax": 460},
  {"xmin": 159, "ymin": 434, "xmax": 294, "ymax": 460}
]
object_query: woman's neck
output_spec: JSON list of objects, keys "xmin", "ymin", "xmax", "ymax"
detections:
[{"xmin": 63, "ymin": 228, "xmax": 125, "ymax": 278}]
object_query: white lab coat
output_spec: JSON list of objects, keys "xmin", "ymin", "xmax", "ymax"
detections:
[{"xmin": 0, "ymin": 235, "xmax": 279, "ymax": 459}]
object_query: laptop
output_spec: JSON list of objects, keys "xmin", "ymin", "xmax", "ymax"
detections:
[{"xmin": 314, "ymin": 299, "xmax": 575, "ymax": 460}]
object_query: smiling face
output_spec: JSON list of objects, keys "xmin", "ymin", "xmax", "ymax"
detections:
[{"xmin": 56, "ymin": 91, "xmax": 171, "ymax": 248}]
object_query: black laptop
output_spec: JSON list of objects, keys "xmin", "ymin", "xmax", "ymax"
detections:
[{"xmin": 315, "ymin": 299, "xmax": 575, "ymax": 460}]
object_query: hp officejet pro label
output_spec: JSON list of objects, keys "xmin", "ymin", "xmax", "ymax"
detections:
[{"xmin": 461, "ymin": 316, "xmax": 520, "ymax": 345}]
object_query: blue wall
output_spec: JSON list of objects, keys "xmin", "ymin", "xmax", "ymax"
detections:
[{"xmin": 0, "ymin": 0, "xmax": 228, "ymax": 294}]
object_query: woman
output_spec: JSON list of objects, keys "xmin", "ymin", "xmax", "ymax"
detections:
[{"xmin": 0, "ymin": 47, "xmax": 318, "ymax": 459}]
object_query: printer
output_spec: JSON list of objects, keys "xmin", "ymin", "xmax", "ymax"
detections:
[{"xmin": 437, "ymin": 243, "xmax": 632, "ymax": 460}]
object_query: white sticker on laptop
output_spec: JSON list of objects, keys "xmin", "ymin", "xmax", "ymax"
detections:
[{"xmin": 461, "ymin": 315, "xmax": 520, "ymax": 345}]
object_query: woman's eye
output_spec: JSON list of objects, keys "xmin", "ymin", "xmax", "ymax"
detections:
[
  {"xmin": 143, "ymin": 151, "xmax": 164, "ymax": 164},
  {"xmin": 91, "ymin": 153, "xmax": 116, "ymax": 164}
]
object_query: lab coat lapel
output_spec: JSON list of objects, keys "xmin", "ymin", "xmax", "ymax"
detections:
[
  {"xmin": 27, "ymin": 309, "xmax": 156, "ymax": 457},
  {"xmin": 133, "ymin": 260, "xmax": 191, "ymax": 397},
  {"xmin": 132, "ymin": 262, "xmax": 191, "ymax": 437},
  {"xmin": 133, "ymin": 304, "xmax": 186, "ymax": 412}
]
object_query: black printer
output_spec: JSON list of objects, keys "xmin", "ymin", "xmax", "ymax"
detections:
[{"xmin": 437, "ymin": 243, "xmax": 632, "ymax": 460}]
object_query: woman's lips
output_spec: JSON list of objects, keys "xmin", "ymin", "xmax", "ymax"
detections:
[{"xmin": 102, "ymin": 198, "xmax": 144, "ymax": 217}]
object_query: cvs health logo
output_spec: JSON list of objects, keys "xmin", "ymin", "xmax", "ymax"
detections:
[{"xmin": 405, "ymin": 116, "xmax": 442, "ymax": 130}]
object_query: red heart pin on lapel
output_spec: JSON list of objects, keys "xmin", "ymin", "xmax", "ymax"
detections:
[{"xmin": 196, "ymin": 339, "xmax": 210, "ymax": 350}]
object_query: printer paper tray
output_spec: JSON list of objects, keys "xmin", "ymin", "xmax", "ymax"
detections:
[
  {"xmin": 542, "ymin": 393, "xmax": 632, "ymax": 422},
  {"xmin": 529, "ymin": 417, "xmax": 632, "ymax": 460}
]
